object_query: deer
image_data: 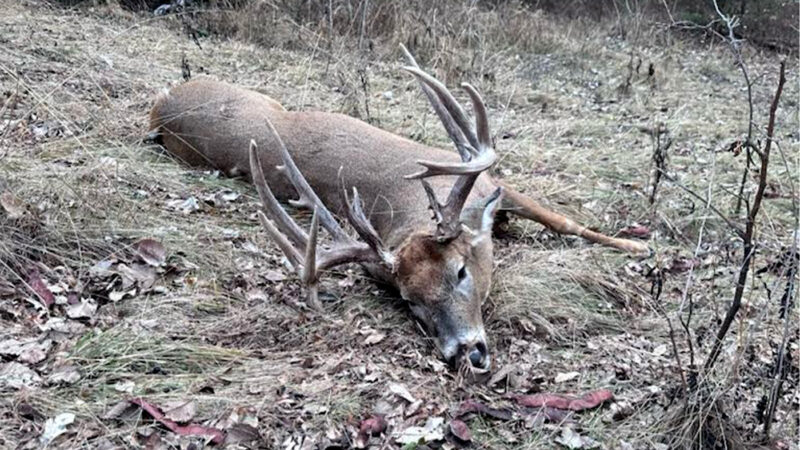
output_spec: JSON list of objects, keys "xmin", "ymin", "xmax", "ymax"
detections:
[{"xmin": 148, "ymin": 47, "xmax": 649, "ymax": 371}]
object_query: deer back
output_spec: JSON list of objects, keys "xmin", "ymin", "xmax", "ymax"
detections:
[{"xmin": 149, "ymin": 78, "xmax": 497, "ymax": 248}]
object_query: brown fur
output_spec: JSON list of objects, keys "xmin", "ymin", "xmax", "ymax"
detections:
[{"xmin": 148, "ymin": 78, "xmax": 648, "ymax": 368}]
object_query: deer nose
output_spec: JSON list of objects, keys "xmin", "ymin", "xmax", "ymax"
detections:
[{"xmin": 467, "ymin": 342, "xmax": 489, "ymax": 369}]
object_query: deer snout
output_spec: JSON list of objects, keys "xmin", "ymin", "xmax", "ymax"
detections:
[
  {"xmin": 466, "ymin": 341, "xmax": 490, "ymax": 370},
  {"xmin": 444, "ymin": 335, "xmax": 491, "ymax": 371}
]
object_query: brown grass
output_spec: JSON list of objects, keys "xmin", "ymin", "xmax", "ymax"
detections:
[{"xmin": 1, "ymin": 0, "xmax": 797, "ymax": 448}]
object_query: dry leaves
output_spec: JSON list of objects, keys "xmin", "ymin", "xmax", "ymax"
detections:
[
  {"xmin": 554, "ymin": 371, "xmax": 580, "ymax": 383},
  {"xmin": 26, "ymin": 267, "xmax": 54, "ymax": 308},
  {"xmin": 512, "ymin": 389, "xmax": 614, "ymax": 411},
  {"xmin": 449, "ymin": 418, "xmax": 472, "ymax": 442},
  {"xmin": 393, "ymin": 416, "xmax": 444, "ymax": 445},
  {"xmin": 0, "ymin": 191, "xmax": 26, "ymax": 218},
  {"xmin": 40, "ymin": 412, "xmax": 75, "ymax": 446},
  {"xmin": 108, "ymin": 398, "xmax": 225, "ymax": 444},
  {"xmin": 135, "ymin": 238, "xmax": 167, "ymax": 266},
  {"xmin": 0, "ymin": 361, "xmax": 42, "ymax": 389}
]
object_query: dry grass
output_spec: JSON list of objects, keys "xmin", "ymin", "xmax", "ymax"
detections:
[{"xmin": 1, "ymin": 0, "xmax": 797, "ymax": 448}]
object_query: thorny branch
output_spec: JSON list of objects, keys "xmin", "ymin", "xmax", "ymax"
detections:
[{"xmin": 703, "ymin": 61, "xmax": 786, "ymax": 373}]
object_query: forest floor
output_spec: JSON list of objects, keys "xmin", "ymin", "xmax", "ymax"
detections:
[{"xmin": 0, "ymin": 1, "xmax": 797, "ymax": 448}]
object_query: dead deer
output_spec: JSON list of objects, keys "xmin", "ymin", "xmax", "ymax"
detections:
[{"xmin": 148, "ymin": 47, "xmax": 649, "ymax": 370}]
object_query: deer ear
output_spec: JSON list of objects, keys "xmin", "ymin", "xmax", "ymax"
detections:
[
  {"xmin": 478, "ymin": 187, "xmax": 504, "ymax": 234},
  {"xmin": 461, "ymin": 187, "xmax": 504, "ymax": 237}
]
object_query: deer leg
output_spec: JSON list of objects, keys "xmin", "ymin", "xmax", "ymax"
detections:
[{"xmin": 498, "ymin": 182, "xmax": 651, "ymax": 255}]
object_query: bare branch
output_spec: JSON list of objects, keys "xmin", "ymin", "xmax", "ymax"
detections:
[{"xmin": 704, "ymin": 61, "xmax": 786, "ymax": 372}]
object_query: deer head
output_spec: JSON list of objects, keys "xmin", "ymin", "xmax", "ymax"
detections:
[{"xmin": 249, "ymin": 47, "xmax": 502, "ymax": 370}]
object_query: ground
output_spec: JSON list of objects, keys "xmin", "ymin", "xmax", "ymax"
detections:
[{"xmin": 0, "ymin": 1, "xmax": 797, "ymax": 449}]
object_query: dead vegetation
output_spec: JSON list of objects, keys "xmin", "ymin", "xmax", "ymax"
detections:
[{"xmin": 1, "ymin": 0, "xmax": 798, "ymax": 448}]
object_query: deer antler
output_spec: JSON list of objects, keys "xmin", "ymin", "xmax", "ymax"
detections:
[
  {"xmin": 249, "ymin": 121, "xmax": 393, "ymax": 310},
  {"xmin": 400, "ymin": 45, "xmax": 497, "ymax": 241}
]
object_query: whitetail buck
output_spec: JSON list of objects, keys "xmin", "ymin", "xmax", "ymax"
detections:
[{"xmin": 148, "ymin": 47, "xmax": 649, "ymax": 370}]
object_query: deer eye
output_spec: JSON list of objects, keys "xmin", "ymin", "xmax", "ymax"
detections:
[{"xmin": 457, "ymin": 265, "xmax": 467, "ymax": 281}]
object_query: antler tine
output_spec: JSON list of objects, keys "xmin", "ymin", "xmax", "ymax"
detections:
[
  {"xmin": 250, "ymin": 141, "xmax": 309, "ymax": 248},
  {"xmin": 461, "ymin": 83, "xmax": 491, "ymax": 150},
  {"xmin": 403, "ymin": 152, "xmax": 497, "ymax": 180},
  {"xmin": 340, "ymin": 186, "xmax": 394, "ymax": 265},
  {"xmin": 401, "ymin": 67, "xmax": 497, "ymax": 180},
  {"xmin": 400, "ymin": 48, "xmax": 499, "ymax": 241},
  {"xmin": 250, "ymin": 123, "xmax": 394, "ymax": 311},
  {"xmin": 399, "ymin": 44, "xmax": 470, "ymax": 161},
  {"xmin": 256, "ymin": 210, "xmax": 303, "ymax": 269},
  {"xmin": 265, "ymin": 119, "xmax": 351, "ymax": 244},
  {"xmin": 403, "ymin": 66, "xmax": 479, "ymax": 154},
  {"xmin": 301, "ymin": 209, "xmax": 321, "ymax": 309}
]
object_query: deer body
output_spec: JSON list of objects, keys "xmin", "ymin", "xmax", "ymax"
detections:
[
  {"xmin": 149, "ymin": 56, "xmax": 648, "ymax": 370},
  {"xmin": 152, "ymin": 78, "xmax": 497, "ymax": 249}
]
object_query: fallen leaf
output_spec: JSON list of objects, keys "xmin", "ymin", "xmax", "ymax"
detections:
[
  {"xmin": 619, "ymin": 225, "xmax": 651, "ymax": 239},
  {"xmin": 102, "ymin": 401, "xmax": 141, "ymax": 421},
  {"xmin": 455, "ymin": 399, "xmax": 514, "ymax": 421},
  {"xmin": 89, "ymin": 259, "xmax": 115, "ymax": 278},
  {"xmin": 653, "ymin": 344, "xmax": 668, "ymax": 357},
  {"xmin": 128, "ymin": 398, "xmax": 224, "ymax": 444},
  {"xmin": 40, "ymin": 413, "xmax": 75, "ymax": 446},
  {"xmin": 449, "ymin": 419, "xmax": 472, "ymax": 442},
  {"xmin": 554, "ymin": 371, "xmax": 580, "ymax": 383},
  {"xmin": 18, "ymin": 341, "xmax": 50, "ymax": 364},
  {"xmin": 224, "ymin": 423, "xmax": 261, "ymax": 446},
  {"xmin": 47, "ymin": 366, "xmax": 82, "ymax": 385},
  {"xmin": 488, "ymin": 363, "xmax": 517, "ymax": 387},
  {"xmin": 108, "ymin": 289, "xmax": 135, "ymax": 302},
  {"xmin": 0, "ymin": 339, "xmax": 25, "ymax": 357},
  {"xmin": 355, "ymin": 415, "xmax": 387, "ymax": 448},
  {"xmin": 265, "ymin": 270, "xmax": 286, "ymax": 282},
  {"xmin": 114, "ymin": 380, "xmax": 135, "ymax": 393},
  {"xmin": 167, "ymin": 196, "xmax": 199, "ymax": 214},
  {"xmin": 1, "ymin": 192, "xmax": 26, "ymax": 218},
  {"xmin": 364, "ymin": 332, "xmax": 386, "ymax": 345},
  {"xmin": 555, "ymin": 427, "xmax": 585, "ymax": 449},
  {"xmin": 27, "ymin": 267, "xmax": 54, "ymax": 308},
  {"xmin": 66, "ymin": 298, "xmax": 97, "ymax": 319},
  {"xmin": 245, "ymin": 289, "xmax": 267, "ymax": 302},
  {"xmin": 512, "ymin": 389, "xmax": 614, "ymax": 411},
  {"xmin": 667, "ymin": 257, "xmax": 697, "ymax": 273},
  {"xmin": 388, "ymin": 383, "xmax": 417, "ymax": 403},
  {"xmin": 162, "ymin": 400, "xmax": 196, "ymax": 423},
  {"xmin": 0, "ymin": 362, "xmax": 42, "ymax": 389},
  {"xmin": 117, "ymin": 263, "xmax": 156, "ymax": 291},
  {"xmin": 394, "ymin": 416, "xmax": 444, "ymax": 445},
  {"xmin": 135, "ymin": 238, "xmax": 167, "ymax": 266}
]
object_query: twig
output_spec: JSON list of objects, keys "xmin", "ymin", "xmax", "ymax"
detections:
[
  {"xmin": 324, "ymin": 0, "xmax": 334, "ymax": 75},
  {"xmin": 764, "ymin": 142, "xmax": 799, "ymax": 436},
  {"xmin": 656, "ymin": 166, "xmax": 742, "ymax": 236},
  {"xmin": 704, "ymin": 61, "xmax": 786, "ymax": 373},
  {"xmin": 709, "ymin": 0, "xmax": 756, "ymax": 216},
  {"xmin": 649, "ymin": 123, "xmax": 671, "ymax": 205},
  {"xmin": 676, "ymin": 152, "xmax": 717, "ymax": 384},
  {"xmin": 358, "ymin": 66, "xmax": 372, "ymax": 124},
  {"xmin": 358, "ymin": 0, "xmax": 368, "ymax": 52},
  {"xmin": 763, "ymin": 241, "xmax": 797, "ymax": 438}
]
